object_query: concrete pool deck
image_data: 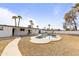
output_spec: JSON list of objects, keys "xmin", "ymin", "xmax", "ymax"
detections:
[{"xmin": 1, "ymin": 37, "xmax": 22, "ymax": 56}]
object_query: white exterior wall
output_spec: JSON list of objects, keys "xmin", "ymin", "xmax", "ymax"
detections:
[
  {"xmin": 54, "ymin": 31, "xmax": 79, "ymax": 35},
  {"xmin": 41, "ymin": 30, "xmax": 46, "ymax": 33},
  {"xmin": 31, "ymin": 29, "xmax": 39, "ymax": 35},
  {"xmin": 0, "ymin": 25, "xmax": 47, "ymax": 37},
  {"xmin": 13, "ymin": 28, "xmax": 40, "ymax": 36},
  {"xmin": 46, "ymin": 31, "xmax": 53, "ymax": 34},
  {"xmin": 14, "ymin": 28, "xmax": 28, "ymax": 36},
  {"xmin": 0, "ymin": 26, "xmax": 12, "ymax": 37}
]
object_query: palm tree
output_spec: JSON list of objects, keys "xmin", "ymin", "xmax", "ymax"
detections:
[
  {"xmin": 17, "ymin": 16, "xmax": 22, "ymax": 27},
  {"xmin": 72, "ymin": 3, "xmax": 79, "ymax": 30},
  {"xmin": 64, "ymin": 3, "xmax": 79, "ymax": 31},
  {"xmin": 63, "ymin": 23, "xmax": 67, "ymax": 30},
  {"xmin": 44, "ymin": 27, "xmax": 46, "ymax": 30},
  {"xmin": 12, "ymin": 16, "xmax": 17, "ymax": 27},
  {"xmin": 70, "ymin": 9, "xmax": 77, "ymax": 30},
  {"xmin": 74, "ymin": 3, "xmax": 79, "ymax": 8},
  {"xmin": 64, "ymin": 12, "xmax": 72, "ymax": 30},
  {"xmin": 29, "ymin": 20, "xmax": 34, "ymax": 28},
  {"xmin": 48, "ymin": 24, "xmax": 50, "ymax": 30},
  {"xmin": 64, "ymin": 13, "xmax": 77, "ymax": 30},
  {"xmin": 64, "ymin": 4, "xmax": 78, "ymax": 31},
  {"xmin": 64, "ymin": 12, "xmax": 73, "ymax": 23},
  {"xmin": 36, "ymin": 25, "xmax": 39, "ymax": 29}
]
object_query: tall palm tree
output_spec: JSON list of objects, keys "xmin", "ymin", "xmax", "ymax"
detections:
[
  {"xmin": 63, "ymin": 23, "xmax": 67, "ymax": 30},
  {"xmin": 70, "ymin": 9, "xmax": 77, "ymax": 30},
  {"xmin": 72, "ymin": 3, "xmax": 79, "ymax": 30},
  {"xmin": 12, "ymin": 16, "xmax": 17, "ymax": 27},
  {"xmin": 63, "ymin": 3, "xmax": 79, "ymax": 31},
  {"xmin": 44, "ymin": 27, "xmax": 46, "ymax": 30},
  {"xmin": 29, "ymin": 20, "xmax": 34, "ymax": 28},
  {"xmin": 74, "ymin": 3, "xmax": 79, "ymax": 8},
  {"xmin": 48, "ymin": 24, "xmax": 50, "ymax": 30},
  {"xmin": 64, "ymin": 12, "xmax": 74, "ymax": 23},
  {"xmin": 17, "ymin": 16, "xmax": 22, "ymax": 27},
  {"xmin": 36, "ymin": 25, "xmax": 39, "ymax": 29},
  {"xmin": 64, "ymin": 12, "xmax": 77, "ymax": 30},
  {"xmin": 64, "ymin": 4, "xmax": 79, "ymax": 31}
]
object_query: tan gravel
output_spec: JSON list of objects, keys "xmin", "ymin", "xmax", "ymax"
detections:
[
  {"xmin": 18, "ymin": 35, "xmax": 79, "ymax": 56},
  {"xmin": 0, "ymin": 37, "xmax": 14, "ymax": 55}
]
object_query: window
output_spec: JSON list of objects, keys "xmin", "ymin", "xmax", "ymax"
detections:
[
  {"xmin": 0, "ymin": 26, "xmax": 3, "ymax": 30},
  {"xmin": 20, "ymin": 28, "xmax": 25, "ymax": 31}
]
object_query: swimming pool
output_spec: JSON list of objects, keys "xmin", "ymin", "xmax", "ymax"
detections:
[{"xmin": 30, "ymin": 33, "xmax": 61, "ymax": 44}]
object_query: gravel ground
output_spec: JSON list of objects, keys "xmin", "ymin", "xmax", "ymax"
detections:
[
  {"xmin": 18, "ymin": 35, "xmax": 79, "ymax": 56},
  {"xmin": 0, "ymin": 37, "xmax": 14, "ymax": 55}
]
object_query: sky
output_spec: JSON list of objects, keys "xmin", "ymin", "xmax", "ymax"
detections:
[{"xmin": 0, "ymin": 3, "xmax": 75, "ymax": 29}]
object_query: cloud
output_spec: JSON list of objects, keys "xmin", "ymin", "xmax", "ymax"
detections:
[
  {"xmin": 0, "ymin": 8, "xmax": 39, "ymax": 28},
  {"xmin": 0, "ymin": 7, "xmax": 63, "ymax": 29},
  {"xmin": 0, "ymin": 8, "xmax": 17, "ymax": 25}
]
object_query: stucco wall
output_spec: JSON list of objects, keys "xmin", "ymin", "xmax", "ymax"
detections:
[
  {"xmin": 41, "ymin": 30, "xmax": 46, "ymax": 33},
  {"xmin": 14, "ymin": 28, "xmax": 28, "ymax": 36},
  {"xmin": 0, "ymin": 26, "xmax": 12, "ymax": 37},
  {"xmin": 31, "ymin": 29, "xmax": 39, "ymax": 35},
  {"xmin": 14, "ymin": 28, "xmax": 40, "ymax": 36},
  {"xmin": 0, "ymin": 26, "xmax": 46, "ymax": 37}
]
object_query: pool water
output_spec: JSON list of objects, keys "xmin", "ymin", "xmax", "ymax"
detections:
[
  {"xmin": 30, "ymin": 33, "xmax": 61, "ymax": 44},
  {"xmin": 36, "ymin": 34, "xmax": 56, "ymax": 39},
  {"xmin": 45, "ymin": 35, "xmax": 56, "ymax": 40}
]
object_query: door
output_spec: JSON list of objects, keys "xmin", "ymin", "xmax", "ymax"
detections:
[
  {"xmin": 39, "ymin": 30, "xmax": 41, "ymax": 34},
  {"xmin": 28, "ymin": 30, "xmax": 31, "ymax": 35},
  {"xmin": 12, "ymin": 28, "xmax": 15, "ymax": 36}
]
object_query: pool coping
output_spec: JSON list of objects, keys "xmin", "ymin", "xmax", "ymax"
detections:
[{"xmin": 30, "ymin": 35, "xmax": 61, "ymax": 44}]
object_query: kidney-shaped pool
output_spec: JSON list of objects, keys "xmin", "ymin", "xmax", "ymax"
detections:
[{"xmin": 30, "ymin": 33, "xmax": 61, "ymax": 44}]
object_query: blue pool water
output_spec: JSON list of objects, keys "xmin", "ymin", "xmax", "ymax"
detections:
[
  {"xmin": 45, "ymin": 35, "xmax": 56, "ymax": 39},
  {"xmin": 36, "ymin": 33, "xmax": 56, "ymax": 39}
]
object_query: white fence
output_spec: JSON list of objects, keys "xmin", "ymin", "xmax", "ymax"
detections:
[{"xmin": 54, "ymin": 31, "xmax": 79, "ymax": 35}]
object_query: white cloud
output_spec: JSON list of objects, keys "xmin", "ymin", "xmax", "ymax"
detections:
[
  {"xmin": 0, "ymin": 7, "xmax": 63, "ymax": 29},
  {"xmin": 0, "ymin": 8, "xmax": 17, "ymax": 25},
  {"xmin": 0, "ymin": 8, "xmax": 39, "ymax": 28}
]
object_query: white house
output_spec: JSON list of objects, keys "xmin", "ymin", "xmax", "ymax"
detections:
[
  {"xmin": 0, "ymin": 24, "xmax": 46, "ymax": 37},
  {"xmin": 0, "ymin": 25, "xmax": 13, "ymax": 37},
  {"xmin": 14, "ymin": 27, "xmax": 41, "ymax": 36}
]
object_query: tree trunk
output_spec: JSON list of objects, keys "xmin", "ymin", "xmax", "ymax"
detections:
[
  {"xmin": 18, "ymin": 19, "xmax": 20, "ymax": 27},
  {"xmin": 15, "ymin": 19, "xmax": 16, "ymax": 27},
  {"xmin": 73, "ymin": 20, "xmax": 77, "ymax": 31},
  {"xmin": 49, "ymin": 26, "xmax": 50, "ymax": 30}
]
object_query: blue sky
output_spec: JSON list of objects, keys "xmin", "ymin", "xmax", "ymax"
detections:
[{"xmin": 0, "ymin": 3, "xmax": 74, "ymax": 29}]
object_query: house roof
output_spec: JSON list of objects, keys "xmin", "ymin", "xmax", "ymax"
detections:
[
  {"xmin": 0, "ymin": 24, "xmax": 14, "ymax": 27},
  {"xmin": 0, "ymin": 24, "xmax": 44, "ymax": 30}
]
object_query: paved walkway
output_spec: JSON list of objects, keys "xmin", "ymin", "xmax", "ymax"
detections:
[{"xmin": 1, "ymin": 37, "xmax": 22, "ymax": 56}]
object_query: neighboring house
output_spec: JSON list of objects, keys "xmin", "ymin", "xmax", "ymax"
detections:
[{"xmin": 0, "ymin": 24, "xmax": 46, "ymax": 37}]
